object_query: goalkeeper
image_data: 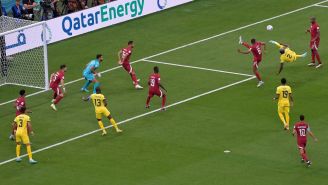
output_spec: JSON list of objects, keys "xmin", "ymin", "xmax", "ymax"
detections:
[
  {"xmin": 269, "ymin": 40, "xmax": 307, "ymax": 74},
  {"xmin": 81, "ymin": 54, "xmax": 103, "ymax": 93}
]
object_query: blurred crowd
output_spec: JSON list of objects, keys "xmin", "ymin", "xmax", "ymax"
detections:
[{"xmin": 1, "ymin": 0, "xmax": 117, "ymax": 21}]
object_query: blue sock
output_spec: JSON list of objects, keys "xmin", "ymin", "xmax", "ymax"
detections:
[
  {"xmin": 82, "ymin": 81, "xmax": 91, "ymax": 90},
  {"xmin": 93, "ymin": 82, "xmax": 100, "ymax": 93}
]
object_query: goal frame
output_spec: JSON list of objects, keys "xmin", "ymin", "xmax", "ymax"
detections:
[{"xmin": 0, "ymin": 20, "xmax": 49, "ymax": 90}]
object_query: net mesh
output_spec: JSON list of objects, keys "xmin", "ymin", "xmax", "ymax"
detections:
[{"xmin": 0, "ymin": 16, "xmax": 47, "ymax": 89}]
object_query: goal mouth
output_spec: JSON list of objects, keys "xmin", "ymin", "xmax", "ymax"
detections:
[{"xmin": 0, "ymin": 16, "xmax": 49, "ymax": 90}]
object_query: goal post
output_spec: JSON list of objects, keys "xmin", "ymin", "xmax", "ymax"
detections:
[{"xmin": 0, "ymin": 16, "xmax": 49, "ymax": 90}]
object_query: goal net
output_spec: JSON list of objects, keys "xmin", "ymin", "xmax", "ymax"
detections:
[{"xmin": 0, "ymin": 16, "xmax": 49, "ymax": 90}]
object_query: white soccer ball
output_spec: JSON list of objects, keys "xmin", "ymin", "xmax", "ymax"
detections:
[{"xmin": 266, "ymin": 25, "xmax": 273, "ymax": 31}]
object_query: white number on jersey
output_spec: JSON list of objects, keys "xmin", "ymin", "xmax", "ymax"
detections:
[
  {"xmin": 150, "ymin": 78, "xmax": 155, "ymax": 87},
  {"xmin": 299, "ymin": 129, "xmax": 306, "ymax": 136}
]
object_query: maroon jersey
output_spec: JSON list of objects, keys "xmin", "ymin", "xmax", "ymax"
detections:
[
  {"xmin": 310, "ymin": 22, "xmax": 320, "ymax": 41},
  {"xmin": 50, "ymin": 70, "xmax": 65, "ymax": 88},
  {"xmin": 243, "ymin": 42, "xmax": 263, "ymax": 62},
  {"xmin": 149, "ymin": 73, "xmax": 160, "ymax": 92},
  {"xmin": 121, "ymin": 46, "xmax": 133, "ymax": 64},
  {"xmin": 15, "ymin": 96, "xmax": 25, "ymax": 116},
  {"xmin": 294, "ymin": 122, "xmax": 310, "ymax": 143}
]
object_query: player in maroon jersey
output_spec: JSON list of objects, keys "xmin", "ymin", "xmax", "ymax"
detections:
[
  {"xmin": 146, "ymin": 66, "xmax": 167, "ymax": 111},
  {"xmin": 292, "ymin": 115, "xmax": 318, "ymax": 167},
  {"xmin": 50, "ymin": 64, "xmax": 67, "ymax": 111},
  {"xmin": 118, "ymin": 41, "xmax": 143, "ymax": 89},
  {"xmin": 9, "ymin": 89, "xmax": 31, "ymax": 140},
  {"xmin": 306, "ymin": 17, "xmax": 322, "ymax": 68},
  {"xmin": 238, "ymin": 37, "xmax": 266, "ymax": 87}
]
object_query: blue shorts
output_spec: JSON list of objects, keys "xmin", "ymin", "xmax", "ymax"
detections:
[{"xmin": 83, "ymin": 73, "xmax": 95, "ymax": 81}]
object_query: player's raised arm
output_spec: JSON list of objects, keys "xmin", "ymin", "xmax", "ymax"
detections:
[
  {"xmin": 118, "ymin": 50, "xmax": 123, "ymax": 65},
  {"xmin": 237, "ymin": 48, "xmax": 251, "ymax": 54}
]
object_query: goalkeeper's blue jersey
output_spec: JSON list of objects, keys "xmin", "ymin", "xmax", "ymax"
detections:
[{"xmin": 83, "ymin": 59, "xmax": 100, "ymax": 75}]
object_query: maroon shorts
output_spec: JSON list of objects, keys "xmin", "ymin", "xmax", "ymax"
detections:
[
  {"xmin": 297, "ymin": 140, "xmax": 307, "ymax": 149},
  {"xmin": 253, "ymin": 58, "xmax": 262, "ymax": 69},
  {"xmin": 149, "ymin": 89, "xmax": 163, "ymax": 98},
  {"xmin": 310, "ymin": 40, "xmax": 320, "ymax": 50},
  {"xmin": 51, "ymin": 86, "xmax": 62, "ymax": 95},
  {"xmin": 122, "ymin": 62, "xmax": 133, "ymax": 73}
]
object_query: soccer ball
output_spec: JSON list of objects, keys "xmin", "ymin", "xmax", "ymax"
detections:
[{"xmin": 266, "ymin": 25, "xmax": 273, "ymax": 31}]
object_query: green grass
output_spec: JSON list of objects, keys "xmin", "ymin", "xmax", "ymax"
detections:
[{"xmin": 1, "ymin": 0, "xmax": 328, "ymax": 184}]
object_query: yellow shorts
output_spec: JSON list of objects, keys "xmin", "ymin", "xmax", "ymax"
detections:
[
  {"xmin": 278, "ymin": 105, "xmax": 290, "ymax": 114},
  {"xmin": 16, "ymin": 132, "xmax": 30, "ymax": 144},
  {"xmin": 95, "ymin": 107, "xmax": 111, "ymax": 120}
]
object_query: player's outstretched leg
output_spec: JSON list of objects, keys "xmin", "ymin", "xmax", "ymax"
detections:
[
  {"xmin": 253, "ymin": 65, "xmax": 264, "ymax": 87},
  {"xmin": 97, "ymin": 119, "xmax": 107, "ymax": 136},
  {"xmin": 93, "ymin": 82, "xmax": 100, "ymax": 94},
  {"xmin": 131, "ymin": 70, "xmax": 143, "ymax": 89},
  {"xmin": 107, "ymin": 115, "xmax": 122, "ymax": 133}
]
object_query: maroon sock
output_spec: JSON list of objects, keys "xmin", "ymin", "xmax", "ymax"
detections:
[
  {"xmin": 315, "ymin": 51, "xmax": 322, "ymax": 64},
  {"xmin": 162, "ymin": 95, "xmax": 166, "ymax": 107},
  {"xmin": 54, "ymin": 95, "xmax": 63, "ymax": 104},
  {"xmin": 255, "ymin": 71, "xmax": 262, "ymax": 81},
  {"xmin": 146, "ymin": 96, "xmax": 151, "ymax": 106},
  {"xmin": 311, "ymin": 50, "xmax": 315, "ymax": 63}
]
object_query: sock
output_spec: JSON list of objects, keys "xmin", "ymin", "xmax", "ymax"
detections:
[
  {"xmin": 146, "ymin": 96, "xmax": 151, "ymax": 106},
  {"xmin": 16, "ymin": 144, "xmax": 21, "ymax": 157},
  {"xmin": 109, "ymin": 118, "xmax": 119, "ymax": 130},
  {"xmin": 26, "ymin": 145, "xmax": 32, "ymax": 160},
  {"xmin": 130, "ymin": 71, "xmax": 138, "ymax": 85},
  {"xmin": 311, "ymin": 50, "xmax": 315, "ymax": 63},
  {"xmin": 93, "ymin": 82, "xmax": 100, "ymax": 93},
  {"xmin": 82, "ymin": 80, "xmax": 91, "ymax": 90},
  {"xmin": 97, "ymin": 121, "xmax": 106, "ymax": 133},
  {"xmin": 285, "ymin": 112, "xmax": 290, "ymax": 128},
  {"xmin": 53, "ymin": 93, "xmax": 57, "ymax": 100},
  {"xmin": 278, "ymin": 112, "xmax": 286, "ymax": 127},
  {"xmin": 255, "ymin": 71, "xmax": 262, "ymax": 81},
  {"xmin": 54, "ymin": 95, "xmax": 63, "ymax": 104},
  {"xmin": 301, "ymin": 151, "xmax": 308, "ymax": 161},
  {"xmin": 315, "ymin": 51, "xmax": 322, "ymax": 64},
  {"xmin": 162, "ymin": 95, "xmax": 166, "ymax": 107}
]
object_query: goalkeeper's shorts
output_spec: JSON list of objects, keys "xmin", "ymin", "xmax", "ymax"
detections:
[{"xmin": 83, "ymin": 73, "xmax": 95, "ymax": 81}]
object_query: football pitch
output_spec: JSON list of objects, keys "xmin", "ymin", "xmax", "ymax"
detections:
[{"xmin": 1, "ymin": 0, "xmax": 328, "ymax": 184}]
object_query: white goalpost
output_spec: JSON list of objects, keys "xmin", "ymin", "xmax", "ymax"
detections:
[{"xmin": 0, "ymin": 16, "xmax": 49, "ymax": 90}]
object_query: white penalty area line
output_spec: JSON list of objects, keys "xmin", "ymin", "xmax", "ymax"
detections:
[
  {"xmin": 0, "ymin": 76, "xmax": 256, "ymax": 166},
  {"xmin": 143, "ymin": 59, "xmax": 253, "ymax": 77},
  {"xmin": 314, "ymin": 4, "xmax": 328, "ymax": 8},
  {"xmin": 0, "ymin": 0, "xmax": 325, "ymax": 106}
]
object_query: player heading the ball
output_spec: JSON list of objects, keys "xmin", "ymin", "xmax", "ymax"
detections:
[
  {"xmin": 81, "ymin": 54, "xmax": 103, "ymax": 93},
  {"xmin": 269, "ymin": 40, "xmax": 307, "ymax": 74},
  {"xmin": 83, "ymin": 87, "xmax": 122, "ymax": 136}
]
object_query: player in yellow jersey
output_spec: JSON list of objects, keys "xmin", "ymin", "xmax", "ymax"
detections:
[
  {"xmin": 83, "ymin": 87, "xmax": 122, "ymax": 135},
  {"xmin": 274, "ymin": 78, "xmax": 294, "ymax": 131},
  {"xmin": 269, "ymin": 40, "xmax": 307, "ymax": 74},
  {"xmin": 13, "ymin": 107, "xmax": 37, "ymax": 164}
]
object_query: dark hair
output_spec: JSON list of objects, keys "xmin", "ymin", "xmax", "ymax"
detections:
[
  {"xmin": 251, "ymin": 38, "xmax": 256, "ymax": 44},
  {"xmin": 154, "ymin": 66, "xmax": 159, "ymax": 73},
  {"xmin": 60, "ymin": 64, "xmax": 66, "ymax": 69},
  {"xmin": 128, "ymin": 41, "xmax": 134, "ymax": 45},
  {"xmin": 19, "ymin": 89, "xmax": 25, "ymax": 96},
  {"xmin": 279, "ymin": 48, "xmax": 285, "ymax": 54},
  {"xmin": 281, "ymin": 78, "xmax": 287, "ymax": 85},
  {"xmin": 300, "ymin": 115, "xmax": 305, "ymax": 121},
  {"xmin": 96, "ymin": 54, "xmax": 102, "ymax": 59},
  {"xmin": 96, "ymin": 87, "xmax": 101, "ymax": 93},
  {"xmin": 20, "ymin": 106, "xmax": 26, "ymax": 113}
]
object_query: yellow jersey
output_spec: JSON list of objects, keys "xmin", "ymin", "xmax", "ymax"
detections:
[
  {"xmin": 280, "ymin": 48, "xmax": 297, "ymax": 63},
  {"xmin": 276, "ymin": 85, "xmax": 292, "ymax": 106},
  {"xmin": 90, "ymin": 93, "xmax": 106, "ymax": 110},
  {"xmin": 14, "ymin": 114, "xmax": 30, "ymax": 134}
]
